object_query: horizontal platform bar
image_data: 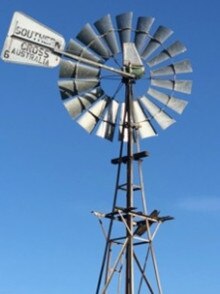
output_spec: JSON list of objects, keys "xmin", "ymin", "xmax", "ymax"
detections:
[
  {"xmin": 92, "ymin": 209, "xmax": 174, "ymax": 224},
  {"xmin": 111, "ymin": 151, "xmax": 149, "ymax": 165},
  {"xmin": 118, "ymin": 184, "xmax": 141, "ymax": 191}
]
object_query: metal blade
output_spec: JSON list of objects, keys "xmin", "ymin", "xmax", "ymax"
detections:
[
  {"xmin": 59, "ymin": 59, "xmax": 100, "ymax": 79},
  {"xmin": 77, "ymin": 23, "xmax": 110, "ymax": 59},
  {"xmin": 139, "ymin": 96, "xmax": 175, "ymax": 129},
  {"xmin": 66, "ymin": 39, "xmax": 102, "ymax": 63},
  {"xmin": 142, "ymin": 26, "xmax": 173, "ymax": 60},
  {"xmin": 133, "ymin": 100, "xmax": 157, "ymax": 138},
  {"xmin": 58, "ymin": 78, "xmax": 100, "ymax": 98},
  {"xmin": 63, "ymin": 97, "xmax": 84, "ymax": 118},
  {"xmin": 147, "ymin": 87, "xmax": 188, "ymax": 114},
  {"xmin": 116, "ymin": 12, "xmax": 133, "ymax": 50},
  {"xmin": 58, "ymin": 79, "xmax": 75, "ymax": 99},
  {"xmin": 151, "ymin": 79, "xmax": 192, "ymax": 94},
  {"xmin": 77, "ymin": 97, "xmax": 109, "ymax": 133},
  {"xmin": 96, "ymin": 99, "xmax": 119, "ymax": 141},
  {"xmin": 123, "ymin": 43, "xmax": 144, "ymax": 67},
  {"xmin": 134, "ymin": 16, "xmax": 155, "ymax": 52},
  {"xmin": 94, "ymin": 14, "xmax": 120, "ymax": 56},
  {"xmin": 63, "ymin": 87, "xmax": 104, "ymax": 118},
  {"xmin": 150, "ymin": 59, "xmax": 192, "ymax": 77},
  {"xmin": 147, "ymin": 41, "xmax": 187, "ymax": 67}
]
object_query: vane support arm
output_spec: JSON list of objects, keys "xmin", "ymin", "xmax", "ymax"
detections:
[{"xmin": 55, "ymin": 49, "xmax": 135, "ymax": 79}]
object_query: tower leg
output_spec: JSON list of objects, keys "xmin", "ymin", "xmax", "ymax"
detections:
[{"xmin": 125, "ymin": 78, "xmax": 134, "ymax": 294}]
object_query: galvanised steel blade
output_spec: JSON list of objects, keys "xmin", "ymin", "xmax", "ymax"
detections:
[
  {"xmin": 147, "ymin": 87, "xmax": 188, "ymax": 114},
  {"xmin": 59, "ymin": 59, "xmax": 100, "ymax": 79},
  {"xmin": 63, "ymin": 96, "xmax": 93, "ymax": 119},
  {"xmin": 134, "ymin": 16, "xmax": 155, "ymax": 52},
  {"xmin": 77, "ymin": 23, "xmax": 110, "ymax": 60},
  {"xmin": 150, "ymin": 60, "xmax": 192, "ymax": 77},
  {"xmin": 63, "ymin": 87, "xmax": 104, "ymax": 118},
  {"xmin": 116, "ymin": 12, "xmax": 133, "ymax": 50},
  {"xmin": 77, "ymin": 97, "xmax": 109, "ymax": 133},
  {"xmin": 151, "ymin": 79, "xmax": 192, "ymax": 94},
  {"xmin": 96, "ymin": 99, "xmax": 119, "ymax": 141},
  {"xmin": 123, "ymin": 42, "xmax": 145, "ymax": 78},
  {"xmin": 58, "ymin": 78, "xmax": 100, "ymax": 97},
  {"xmin": 94, "ymin": 14, "xmax": 120, "ymax": 56},
  {"xmin": 141, "ymin": 26, "xmax": 173, "ymax": 60},
  {"xmin": 66, "ymin": 39, "xmax": 102, "ymax": 63},
  {"xmin": 58, "ymin": 79, "xmax": 75, "ymax": 99},
  {"xmin": 133, "ymin": 100, "xmax": 157, "ymax": 138},
  {"xmin": 140, "ymin": 96, "xmax": 176, "ymax": 129},
  {"xmin": 147, "ymin": 41, "xmax": 186, "ymax": 67}
]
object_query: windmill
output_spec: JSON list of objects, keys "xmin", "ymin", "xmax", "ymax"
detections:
[{"xmin": 1, "ymin": 11, "xmax": 192, "ymax": 293}]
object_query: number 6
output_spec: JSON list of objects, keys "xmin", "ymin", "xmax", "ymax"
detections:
[{"xmin": 4, "ymin": 50, "xmax": 10, "ymax": 59}]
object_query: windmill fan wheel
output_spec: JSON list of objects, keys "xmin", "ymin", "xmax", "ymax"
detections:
[{"xmin": 58, "ymin": 12, "xmax": 193, "ymax": 141}]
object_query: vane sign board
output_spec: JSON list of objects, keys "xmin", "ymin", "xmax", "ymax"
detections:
[{"xmin": 1, "ymin": 12, "xmax": 65, "ymax": 67}]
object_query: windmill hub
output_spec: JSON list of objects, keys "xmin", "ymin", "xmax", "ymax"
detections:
[{"xmin": 123, "ymin": 64, "xmax": 145, "ymax": 80}]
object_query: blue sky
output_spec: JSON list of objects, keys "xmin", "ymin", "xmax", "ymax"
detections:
[{"xmin": 0, "ymin": 0, "xmax": 220, "ymax": 293}]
